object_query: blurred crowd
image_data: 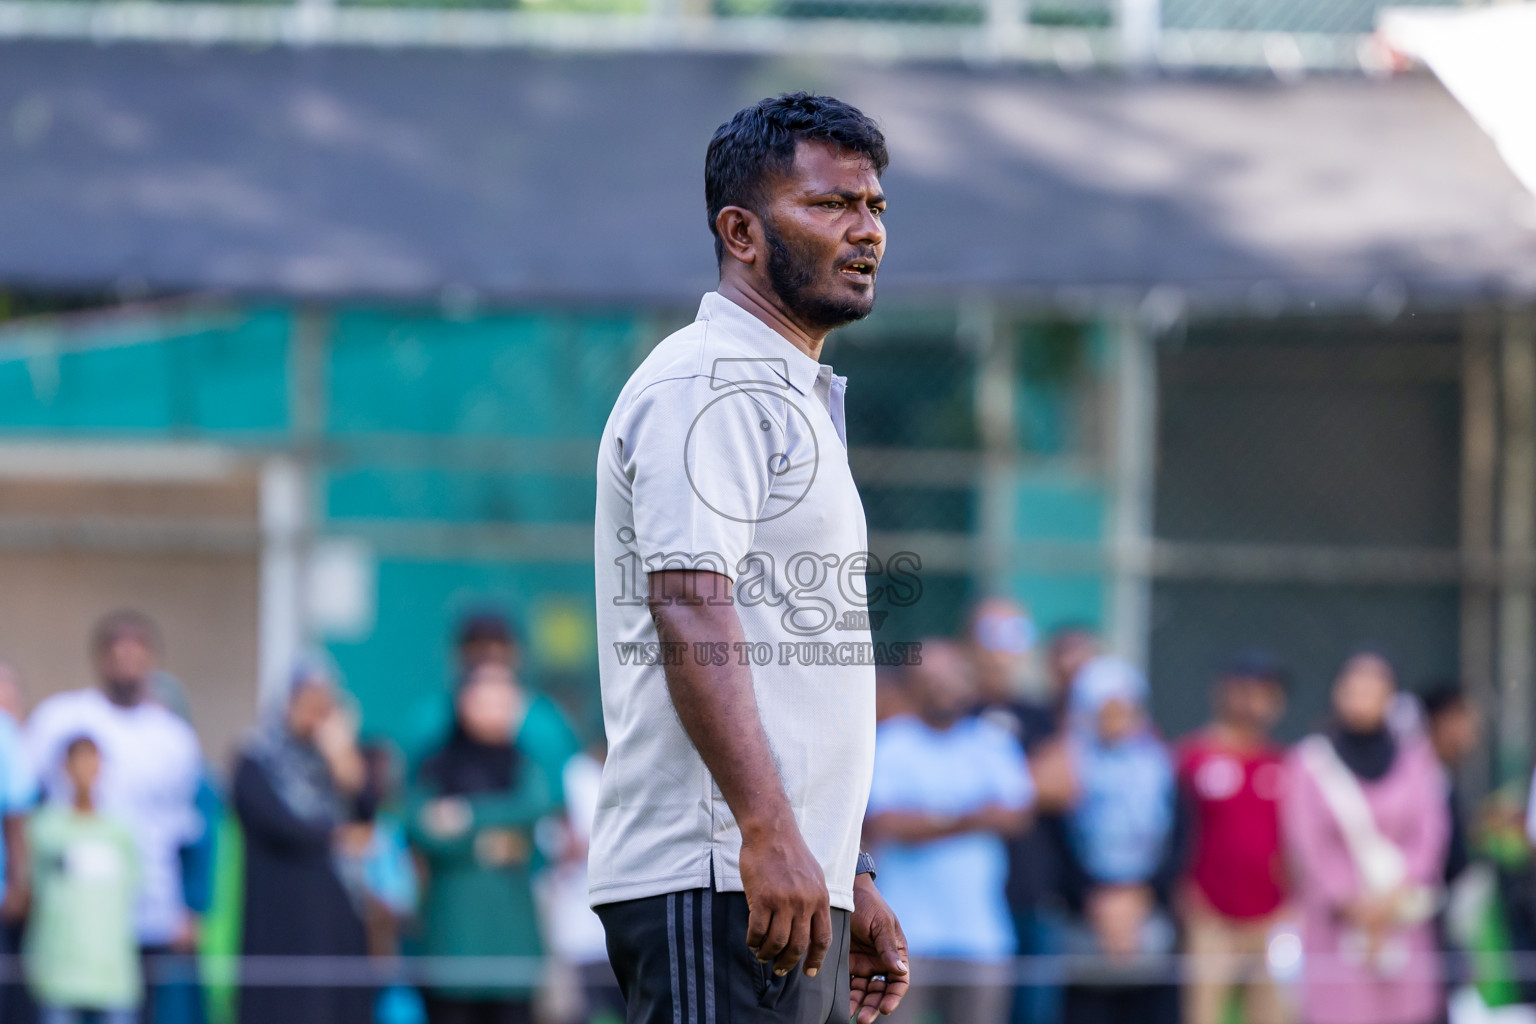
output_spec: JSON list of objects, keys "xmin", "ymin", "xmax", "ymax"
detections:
[
  {"xmin": 0, "ymin": 609, "xmax": 620, "ymax": 1024},
  {"xmin": 866, "ymin": 598, "xmax": 1515, "ymax": 1024},
  {"xmin": 0, "ymin": 600, "xmax": 1533, "ymax": 1024}
]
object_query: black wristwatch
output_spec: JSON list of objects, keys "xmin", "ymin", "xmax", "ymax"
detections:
[{"xmin": 856, "ymin": 851, "xmax": 877, "ymax": 880}]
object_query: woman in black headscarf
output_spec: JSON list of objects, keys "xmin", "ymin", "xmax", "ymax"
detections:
[
  {"xmin": 1281, "ymin": 649, "xmax": 1449, "ymax": 1024},
  {"xmin": 406, "ymin": 661, "xmax": 554, "ymax": 1024},
  {"xmin": 233, "ymin": 656, "xmax": 375, "ymax": 1024}
]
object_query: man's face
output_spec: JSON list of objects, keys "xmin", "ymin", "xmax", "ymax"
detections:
[
  {"xmin": 908, "ymin": 644, "xmax": 975, "ymax": 728},
  {"xmin": 1048, "ymin": 631, "xmax": 1097, "ymax": 696},
  {"xmin": 1219, "ymin": 676, "xmax": 1286, "ymax": 733},
  {"xmin": 1431, "ymin": 703, "xmax": 1481, "ymax": 766},
  {"xmin": 760, "ymin": 140, "xmax": 886, "ymax": 332},
  {"xmin": 460, "ymin": 638, "xmax": 514, "ymax": 674},
  {"xmin": 968, "ymin": 600, "xmax": 1034, "ymax": 702},
  {"xmin": 95, "ymin": 634, "xmax": 154, "ymax": 694}
]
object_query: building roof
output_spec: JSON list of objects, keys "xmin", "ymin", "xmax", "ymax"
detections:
[{"xmin": 2, "ymin": 41, "xmax": 1534, "ymax": 309}]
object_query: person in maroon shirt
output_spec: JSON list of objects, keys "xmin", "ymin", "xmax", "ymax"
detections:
[{"xmin": 1177, "ymin": 651, "xmax": 1291, "ymax": 1024}]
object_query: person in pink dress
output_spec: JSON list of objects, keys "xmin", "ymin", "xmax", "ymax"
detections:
[{"xmin": 1281, "ymin": 651, "xmax": 1449, "ymax": 1024}]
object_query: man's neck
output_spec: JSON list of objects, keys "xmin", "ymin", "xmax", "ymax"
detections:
[
  {"xmin": 716, "ymin": 278, "xmax": 826, "ymax": 362},
  {"xmin": 1211, "ymin": 719, "xmax": 1266, "ymax": 753},
  {"xmin": 919, "ymin": 712, "xmax": 960, "ymax": 732},
  {"xmin": 101, "ymin": 681, "xmax": 145, "ymax": 709}
]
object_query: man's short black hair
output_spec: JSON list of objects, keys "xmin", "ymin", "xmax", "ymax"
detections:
[
  {"xmin": 1218, "ymin": 648, "xmax": 1289, "ymax": 691},
  {"xmin": 1421, "ymin": 679, "xmax": 1467, "ymax": 721},
  {"xmin": 705, "ymin": 92, "xmax": 888, "ymax": 265},
  {"xmin": 91, "ymin": 609, "xmax": 161, "ymax": 656},
  {"xmin": 455, "ymin": 608, "xmax": 517, "ymax": 651}
]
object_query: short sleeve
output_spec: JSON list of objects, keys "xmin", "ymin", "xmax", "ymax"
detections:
[
  {"xmin": 983, "ymin": 725, "xmax": 1034, "ymax": 811},
  {"xmin": 22, "ymin": 698, "xmax": 68, "ymax": 804},
  {"xmin": 618, "ymin": 376, "xmax": 782, "ymax": 581},
  {"xmin": 0, "ymin": 720, "xmax": 36, "ymax": 813}
]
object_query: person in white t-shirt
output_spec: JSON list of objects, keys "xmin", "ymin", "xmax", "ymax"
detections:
[{"xmin": 24, "ymin": 611, "xmax": 202, "ymax": 1024}]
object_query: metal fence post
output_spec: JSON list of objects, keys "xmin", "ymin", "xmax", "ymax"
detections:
[
  {"xmin": 1118, "ymin": 0, "xmax": 1160, "ymax": 71},
  {"xmin": 966, "ymin": 297, "xmax": 1017, "ymax": 600},
  {"xmin": 1460, "ymin": 307, "xmax": 1498, "ymax": 800},
  {"xmin": 1498, "ymin": 307, "xmax": 1536, "ymax": 786},
  {"xmin": 986, "ymin": 0, "xmax": 1028, "ymax": 59},
  {"xmin": 1109, "ymin": 309, "xmax": 1156, "ymax": 671}
]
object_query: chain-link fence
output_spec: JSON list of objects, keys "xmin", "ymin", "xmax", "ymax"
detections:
[{"xmin": 0, "ymin": 0, "xmax": 1489, "ymax": 71}]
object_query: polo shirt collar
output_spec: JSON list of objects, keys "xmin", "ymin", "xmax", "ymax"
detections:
[{"xmin": 697, "ymin": 291, "xmax": 823, "ymax": 396}]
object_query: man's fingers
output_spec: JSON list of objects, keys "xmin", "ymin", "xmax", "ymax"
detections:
[
  {"xmin": 803, "ymin": 904, "xmax": 833, "ymax": 977},
  {"xmin": 853, "ymin": 979, "xmax": 888, "ymax": 1024},
  {"xmin": 857, "ymin": 987, "xmax": 883, "ymax": 1024},
  {"xmin": 879, "ymin": 977, "xmax": 910, "ymax": 1017},
  {"xmin": 745, "ymin": 903, "xmax": 771, "ymax": 958},
  {"xmin": 877, "ymin": 933, "xmax": 908, "ymax": 976},
  {"xmin": 771, "ymin": 912, "xmax": 811, "ymax": 975},
  {"xmin": 758, "ymin": 910, "xmax": 793, "ymax": 965}
]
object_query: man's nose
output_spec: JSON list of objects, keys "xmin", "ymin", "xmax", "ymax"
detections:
[{"xmin": 849, "ymin": 206, "xmax": 885, "ymax": 248}]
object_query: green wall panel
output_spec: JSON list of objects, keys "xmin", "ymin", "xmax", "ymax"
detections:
[{"xmin": 0, "ymin": 308, "xmax": 290, "ymax": 435}]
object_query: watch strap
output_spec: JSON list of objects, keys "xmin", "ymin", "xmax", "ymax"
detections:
[{"xmin": 856, "ymin": 850, "xmax": 877, "ymax": 880}]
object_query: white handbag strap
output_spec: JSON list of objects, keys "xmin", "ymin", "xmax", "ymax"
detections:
[{"xmin": 1297, "ymin": 734, "xmax": 1408, "ymax": 895}]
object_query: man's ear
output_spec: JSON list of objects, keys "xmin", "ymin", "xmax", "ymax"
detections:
[{"xmin": 715, "ymin": 206, "xmax": 761, "ymax": 266}]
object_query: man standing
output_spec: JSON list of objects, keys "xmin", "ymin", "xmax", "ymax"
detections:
[
  {"xmin": 865, "ymin": 640, "xmax": 1033, "ymax": 1024},
  {"xmin": 591, "ymin": 93, "xmax": 908, "ymax": 1024},
  {"xmin": 1176, "ymin": 652, "xmax": 1291, "ymax": 1024},
  {"xmin": 25, "ymin": 611, "xmax": 202, "ymax": 1024},
  {"xmin": 0, "ymin": 658, "xmax": 36, "ymax": 1024},
  {"xmin": 1421, "ymin": 683, "xmax": 1480, "ymax": 886},
  {"xmin": 967, "ymin": 606, "xmax": 1089, "ymax": 1024}
]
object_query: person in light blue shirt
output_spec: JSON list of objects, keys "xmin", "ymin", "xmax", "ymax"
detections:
[
  {"xmin": 0, "ymin": 660, "xmax": 40, "ymax": 1024},
  {"xmin": 0, "ymin": 684, "xmax": 38, "ymax": 917},
  {"xmin": 865, "ymin": 639, "xmax": 1034, "ymax": 1024}
]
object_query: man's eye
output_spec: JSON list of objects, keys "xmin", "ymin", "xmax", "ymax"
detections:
[{"xmin": 822, "ymin": 201, "xmax": 844, "ymax": 209}]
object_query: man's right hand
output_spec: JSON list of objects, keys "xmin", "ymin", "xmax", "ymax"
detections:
[
  {"xmin": 739, "ymin": 821, "xmax": 833, "ymax": 979},
  {"xmin": 647, "ymin": 574, "xmax": 832, "ymax": 979}
]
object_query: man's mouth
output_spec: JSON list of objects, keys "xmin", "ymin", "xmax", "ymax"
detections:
[{"xmin": 838, "ymin": 258, "xmax": 877, "ymax": 284}]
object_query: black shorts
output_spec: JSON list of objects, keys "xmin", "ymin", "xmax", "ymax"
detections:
[{"xmin": 596, "ymin": 886, "xmax": 851, "ymax": 1024}]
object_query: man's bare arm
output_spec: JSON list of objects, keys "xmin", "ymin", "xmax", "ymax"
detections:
[
  {"xmin": 649, "ymin": 569, "xmax": 832, "ymax": 978},
  {"xmin": 0, "ymin": 814, "xmax": 27, "ymax": 922},
  {"xmin": 863, "ymin": 804, "xmax": 1031, "ymax": 846}
]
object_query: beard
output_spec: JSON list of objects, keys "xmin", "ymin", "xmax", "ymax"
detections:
[
  {"xmin": 102, "ymin": 675, "xmax": 146, "ymax": 707},
  {"xmin": 763, "ymin": 218, "xmax": 876, "ymax": 332}
]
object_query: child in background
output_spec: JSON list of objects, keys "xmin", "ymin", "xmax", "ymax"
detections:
[
  {"xmin": 26, "ymin": 735, "xmax": 142, "ymax": 1024},
  {"xmin": 1061, "ymin": 656, "xmax": 1181, "ymax": 1024}
]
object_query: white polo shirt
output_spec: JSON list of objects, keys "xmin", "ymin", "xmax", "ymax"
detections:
[{"xmin": 590, "ymin": 291, "xmax": 879, "ymax": 912}]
